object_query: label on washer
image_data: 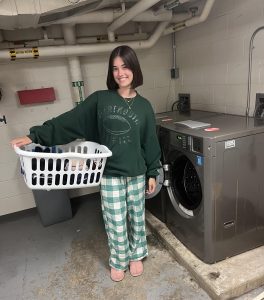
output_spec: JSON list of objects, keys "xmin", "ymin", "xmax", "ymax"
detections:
[
  {"xmin": 179, "ymin": 203, "xmax": 194, "ymax": 217},
  {"xmin": 225, "ymin": 139, "xmax": 235, "ymax": 149}
]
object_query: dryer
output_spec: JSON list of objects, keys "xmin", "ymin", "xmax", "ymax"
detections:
[{"xmin": 147, "ymin": 112, "xmax": 264, "ymax": 263}]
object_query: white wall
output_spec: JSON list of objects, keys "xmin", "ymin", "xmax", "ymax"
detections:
[
  {"xmin": 173, "ymin": 0, "xmax": 264, "ymax": 116},
  {"xmin": 0, "ymin": 35, "xmax": 172, "ymax": 216}
]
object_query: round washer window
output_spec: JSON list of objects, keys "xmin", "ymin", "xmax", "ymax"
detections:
[{"xmin": 171, "ymin": 155, "xmax": 202, "ymax": 211}]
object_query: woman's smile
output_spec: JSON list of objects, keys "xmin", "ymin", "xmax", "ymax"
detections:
[{"xmin": 113, "ymin": 56, "xmax": 133, "ymax": 89}]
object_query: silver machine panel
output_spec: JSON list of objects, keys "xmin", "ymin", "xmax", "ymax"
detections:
[{"xmin": 148, "ymin": 110, "xmax": 264, "ymax": 263}]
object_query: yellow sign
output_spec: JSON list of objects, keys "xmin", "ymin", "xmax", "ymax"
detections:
[{"xmin": 9, "ymin": 47, "xmax": 39, "ymax": 61}]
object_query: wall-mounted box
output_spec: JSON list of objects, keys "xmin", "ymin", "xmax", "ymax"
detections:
[{"xmin": 17, "ymin": 87, "xmax": 56, "ymax": 105}]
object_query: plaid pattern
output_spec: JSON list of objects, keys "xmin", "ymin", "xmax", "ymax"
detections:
[{"xmin": 100, "ymin": 174, "xmax": 148, "ymax": 270}]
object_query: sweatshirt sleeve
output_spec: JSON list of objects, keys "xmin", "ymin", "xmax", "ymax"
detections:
[
  {"xmin": 141, "ymin": 103, "xmax": 161, "ymax": 178},
  {"xmin": 28, "ymin": 92, "xmax": 98, "ymax": 146}
]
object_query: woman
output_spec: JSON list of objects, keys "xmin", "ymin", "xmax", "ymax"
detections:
[{"xmin": 11, "ymin": 45, "xmax": 161, "ymax": 282}]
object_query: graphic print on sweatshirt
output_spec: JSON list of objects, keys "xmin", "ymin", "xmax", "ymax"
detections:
[{"xmin": 98, "ymin": 105, "xmax": 140, "ymax": 145}]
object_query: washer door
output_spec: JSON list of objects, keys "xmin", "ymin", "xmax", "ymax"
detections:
[
  {"xmin": 167, "ymin": 152, "xmax": 202, "ymax": 218},
  {"xmin": 145, "ymin": 166, "xmax": 164, "ymax": 199}
]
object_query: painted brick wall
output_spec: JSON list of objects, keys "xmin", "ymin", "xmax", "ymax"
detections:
[
  {"xmin": 0, "ymin": 35, "xmax": 172, "ymax": 215},
  {"xmin": 173, "ymin": 0, "xmax": 264, "ymax": 116}
]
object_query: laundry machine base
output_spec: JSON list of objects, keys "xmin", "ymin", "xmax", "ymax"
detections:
[{"xmin": 165, "ymin": 196, "xmax": 264, "ymax": 264}]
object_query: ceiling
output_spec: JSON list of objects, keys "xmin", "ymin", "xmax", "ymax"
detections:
[{"xmin": 0, "ymin": 0, "xmax": 206, "ymax": 30}]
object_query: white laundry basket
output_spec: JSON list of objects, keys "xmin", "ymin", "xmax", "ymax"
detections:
[{"xmin": 14, "ymin": 140, "xmax": 112, "ymax": 190}]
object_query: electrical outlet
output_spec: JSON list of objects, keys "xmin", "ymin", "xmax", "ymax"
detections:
[
  {"xmin": 178, "ymin": 93, "xmax": 190, "ymax": 113},
  {"xmin": 170, "ymin": 68, "xmax": 179, "ymax": 79}
]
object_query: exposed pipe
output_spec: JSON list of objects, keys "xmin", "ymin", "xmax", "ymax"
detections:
[
  {"xmin": 62, "ymin": 24, "xmax": 77, "ymax": 45},
  {"xmin": 163, "ymin": 0, "xmax": 215, "ymax": 35},
  {"xmin": 172, "ymin": 32, "xmax": 176, "ymax": 70},
  {"xmin": 185, "ymin": 0, "xmax": 215, "ymax": 26},
  {"xmin": 41, "ymin": 9, "xmax": 189, "ymax": 25},
  {"xmin": 246, "ymin": 26, "xmax": 264, "ymax": 117},
  {"xmin": 107, "ymin": 0, "xmax": 161, "ymax": 42},
  {"xmin": 62, "ymin": 24, "xmax": 85, "ymax": 105},
  {"xmin": 0, "ymin": 30, "xmax": 3, "ymax": 42},
  {"xmin": 134, "ymin": 11, "xmax": 191, "ymax": 23},
  {"xmin": 52, "ymin": 9, "xmax": 115, "ymax": 25},
  {"xmin": 76, "ymin": 32, "xmax": 149, "ymax": 43},
  {"xmin": 0, "ymin": 21, "xmax": 168, "ymax": 60},
  {"xmin": 68, "ymin": 56, "xmax": 85, "ymax": 105},
  {"xmin": 163, "ymin": 21, "xmax": 186, "ymax": 35},
  {"xmin": 155, "ymin": 0, "xmax": 191, "ymax": 14},
  {"xmin": 128, "ymin": 10, "xmax": 173, "ymax": 22}
]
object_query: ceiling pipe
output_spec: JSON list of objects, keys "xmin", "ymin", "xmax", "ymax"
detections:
[
  {"xmin": 62, "ymin": 24, "xmax": 77, "ymax": 45},
  {"xmin": 62, "ymin": 24, "xmax": 85, "ymax": 105},
  {"xmin": 132, "ymin": 10, "xmax": 173, "ymax": 22},
  {"xmin": 185, "ymin": 0, "xmax": 215, "ymax": 26},
  {"xmin": 163, "ymin": 0, "xmax": 215, "ymax": 35},
  {"xmin": 48, "ymin": 9, "xmax": 115, "ymax": 25},
  {"xmin": 42, "ymin": 9, "xmax": 190, "ymax": 25},
  {"xmin": 133, "ymin": 11, "xmax": 191, "ymax": 22},
  {"xmin": 107, "ymin": 0, "xmax": 161, "ymax": 42},
  {"xmin": 154, "ymin": 0, "xmax": 191, "ymax": 14},
  {"xmin": 0, "ymin": 21, "xmax": 168, "ymax": 61}
]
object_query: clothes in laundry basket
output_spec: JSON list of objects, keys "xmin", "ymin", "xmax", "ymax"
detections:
[{"xmin": 30, "ymin": 146, "xmax": 101, "ymax": 186}]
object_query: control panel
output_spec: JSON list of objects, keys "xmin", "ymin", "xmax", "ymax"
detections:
[{"xmin": 170, "ymin": 131, "xmax": 203, "ymax": 154}]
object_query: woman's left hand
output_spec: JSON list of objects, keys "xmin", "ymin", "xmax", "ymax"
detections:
[{"xmin": 146, "ymin": 177, "xmax": 156, "ymax": 194}]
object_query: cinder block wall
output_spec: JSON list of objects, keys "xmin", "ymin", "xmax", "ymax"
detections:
[
  {"xmin": 173, "ymin": 0, "xmax": 264, "ymax": 116},
  {"xmin": 0, "ymin": 35, "xmax": 172, "ymax": 215},
  {"xmin": 2, "ymin": 0, "xmax": 262, "ymax": 216}
]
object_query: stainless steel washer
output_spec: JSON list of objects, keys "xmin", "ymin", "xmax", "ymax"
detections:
[{"xmin": 147, "ymin": 111, "xmax": 264, "ymax": 263}]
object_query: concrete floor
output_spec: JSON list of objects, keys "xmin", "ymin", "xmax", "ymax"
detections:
[
  {"xmin": 146, "ymin": 212, "xmax": 264, "ymax": 300},
  {"xmin": 0, "ymin": 192, "xmax": 263, "ymax": 300}
]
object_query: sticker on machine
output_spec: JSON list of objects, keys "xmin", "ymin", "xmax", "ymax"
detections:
[
  {"xmin": 179, "ymin": 203, "xmax": 194, "ymax": 217},
  {"xmin": 204, "ymin": 127, "xmax": 219, "ymax": 132},
  {"xmin": 161, "ymin": 118, "xmax": 173, "ymax": 122},
  {"xmin": 225, "ymin": 139, "xmax": 235, "ymax": 149},
  {"xmin": 196, "ymin": 155, "xmax": 203, "ymax": 166}
]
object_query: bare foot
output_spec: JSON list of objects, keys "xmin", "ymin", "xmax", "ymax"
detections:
[
  {"xmin": 129, "ymin": 260, "xmax": 143, "ymax": 277},
  {"xmin": 110, "ymin": 268, "xmax": 125, "ymax": 282}
]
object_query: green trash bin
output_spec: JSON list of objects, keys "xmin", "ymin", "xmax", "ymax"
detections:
[{"xmin": 33, "ymin": 189, "xmax": 72, "ymax": 226}]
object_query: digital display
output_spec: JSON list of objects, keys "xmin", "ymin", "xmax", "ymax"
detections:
[{"xmin": 171, "ymin": 132, "xmax": 187, "ymax": 150}]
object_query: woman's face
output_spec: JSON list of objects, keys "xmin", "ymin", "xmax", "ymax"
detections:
[{"xmin": 112, "ymin": 56, "xmax": 133, "ymax": 89}]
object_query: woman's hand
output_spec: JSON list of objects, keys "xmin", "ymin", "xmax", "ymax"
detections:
[
  {"xmin": 146, "ymin": 177, "xmax": 156, "ymax": 194},
  {"xmin": 11, "ymin": 136, "xmax": 32, "ymax": 148}
]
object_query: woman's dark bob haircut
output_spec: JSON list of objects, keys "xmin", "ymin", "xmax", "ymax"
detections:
[{"xmin": 107, "ymin": 45, "xmax": 143, "ymax": 90}]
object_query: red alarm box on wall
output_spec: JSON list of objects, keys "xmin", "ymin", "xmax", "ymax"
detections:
[{"xmin": 17, "ymin": 87, "xmax": 56, "ymax": 105}]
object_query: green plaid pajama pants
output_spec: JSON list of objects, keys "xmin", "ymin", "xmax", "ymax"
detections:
[{"xmin": 100, "ymin": 174, "xmax": 148, "ymax": 271}]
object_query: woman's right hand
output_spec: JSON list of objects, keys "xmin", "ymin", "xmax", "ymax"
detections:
[{"xmin": 11, "ymin": 136, "xmax": 32, "ymax": 148}]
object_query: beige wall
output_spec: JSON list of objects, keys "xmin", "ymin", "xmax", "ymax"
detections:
[
  {"xmin": 173, "ymin": 0, "xmax": 264, "ymax": 116},
  {"xmin": 3, "ymin": 0, "xmax": 262, "ymax": 216},
  {"xmin": 0, "ymin": 35, "xmax": 173, "ymax": 215}
]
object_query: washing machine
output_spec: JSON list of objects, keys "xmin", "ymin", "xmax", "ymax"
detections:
[
  {"xmin": 155, "ymin": 109, "xmax": 220, "ymax": 127},
  {"xmin": 147, "ymin": 111, "xmax": 264, "ymax": 263},
  {"xmin": 146, "ymin": 110, "xmax": 220, "ymax": 223}
]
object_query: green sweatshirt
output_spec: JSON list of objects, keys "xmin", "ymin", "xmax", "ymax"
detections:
[{"xmin": 28, "ymin": 90, "xmax": 161, "ymax": 178}]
